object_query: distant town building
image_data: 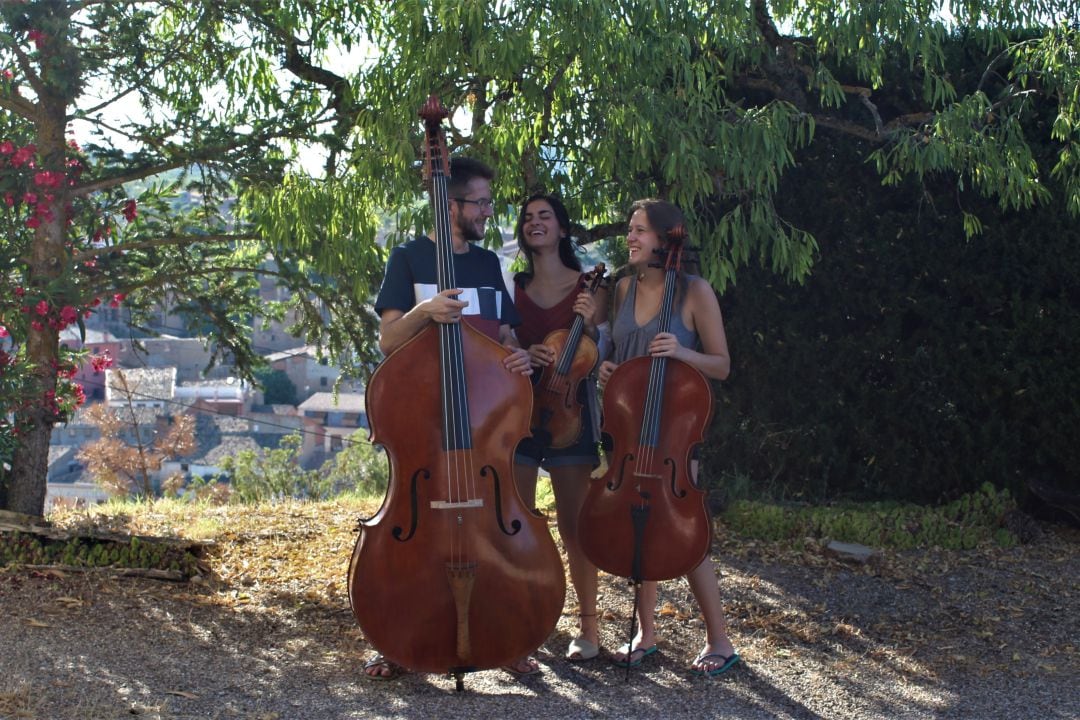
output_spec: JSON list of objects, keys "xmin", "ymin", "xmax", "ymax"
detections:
[
  {"xmin": 104, "ymin": 367, "xmax": 176, "ymax": 410},
  {"xmin": 297, "ymin": 392, "xmax": 366, "ymax": 461},
  {"xmin": 265, "ymin": 345, "xmax": 355, "ymax": 403}
]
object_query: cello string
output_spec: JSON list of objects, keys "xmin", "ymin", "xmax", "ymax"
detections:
[{"xmin": 638, "ymin": 264, "xmax": 677, "ymax": 478}]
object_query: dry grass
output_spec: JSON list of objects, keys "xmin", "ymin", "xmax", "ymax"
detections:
[{"xmin": 2, "ymin": 495, "xmax": 1074, "ymax": 720}]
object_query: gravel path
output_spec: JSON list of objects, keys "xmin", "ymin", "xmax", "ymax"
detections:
[{"xmin": 2, "ymin": 522, "xmax": 1077, "ymax": 720}]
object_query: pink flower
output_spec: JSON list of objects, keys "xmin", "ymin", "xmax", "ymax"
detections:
[
  {"xmin": 109, "ymin": 293, "xmax": 126, "ymax": 308},
  {"xmin": 30, "ymin": 320, "xmax": 44, "ymax": 331},
  {"xmin": 59, "ymin": 305, "xmax": 78, "ymax": 325},
  {"xmin": 122, "ymin": 199, "xmax": 137, "ymax": 222},
  {"xmin": 25, "ymin": 215, "xmax": 41, "ymax": 228},
  {"xmin": 0, "ymin": 325, "xmax": 8, "ymax": 338},
  {"xmin": 90, "ymin": 352, "xmax": 114, "ymax": 372},
  {"xmin": 1, "ymin": 69, "xmax": 12, "ymax": 80},
  {"xmin": 27, "ymin": 30, "xmax": 45, "ymax": 49},
  {"xmin": 34, "ymin": 171, "xmax": 64, "ymax": 189},
  {"xmin": 0, "ymin": 141, "xmax": 13, "ymax": 155},
  {"xmin": 22, "ymin": 192, "xmax": 37, "ymax": 205},
  {"xmin": 14, "ymin": 287, "xmax": 25, "ymax": 297},
  {"xmin": 34, "ymin": 300, "xmax": 49, "ymax": 316},
  {"xmin": 3, "ymin": 193, "xmax": 14, "ymax": 207},
  {"xmin": 10, "ymin": 145, "xmax": 35, "ymax": 167}
]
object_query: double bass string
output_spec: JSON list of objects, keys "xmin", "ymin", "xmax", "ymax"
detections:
[{"xmin": 430, "ymin": 164, "xmax": 476, "ymax": 563}]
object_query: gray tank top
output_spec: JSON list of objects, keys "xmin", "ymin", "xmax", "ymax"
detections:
[{"xmin": 611, "ymin": 275, "xmax": 698, "ymax": 363}]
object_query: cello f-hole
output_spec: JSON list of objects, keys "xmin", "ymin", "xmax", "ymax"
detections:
[
  {"xmin": 665, "ymin": 457, "xmax": 687, "ymax": 498},
  {"xmin": 607, "ymin": 452, "xmax": 635, "ymax": 491}
]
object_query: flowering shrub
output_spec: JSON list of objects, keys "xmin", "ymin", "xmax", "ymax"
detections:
[{"xmin": 1, "ymin": 51, "xmax": 137, "ymax": 470}]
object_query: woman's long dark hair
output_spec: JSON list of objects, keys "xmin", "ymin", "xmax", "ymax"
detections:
[{"xmin": 514, "ymin": 194, "xmax": 581, "ymax": 287}]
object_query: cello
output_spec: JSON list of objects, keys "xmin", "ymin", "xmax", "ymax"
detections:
[
  {"xmin": 347, "ymin": 96, "xmax": 565, "ymax": 689},
  {"xmin": 530, "ymin": 264, "xmax": 607, "ymax": 448},
  {"xmin": 578, "ymin": 230, "xmax": 714, "ymax": 583}
]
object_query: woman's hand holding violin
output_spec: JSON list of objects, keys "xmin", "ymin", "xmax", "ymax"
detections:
[
  {"xmin": 573, "ymin": 292, "xmax": 599, "ymax": 335},
  {"xmin": 527, "ymin": 343, "xmax": 557, "ymax": 368}
]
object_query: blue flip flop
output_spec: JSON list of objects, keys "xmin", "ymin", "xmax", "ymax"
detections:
[
  {"xmin": 690, "ymin": 651, "xmax": 741, "ymax": 677},
  {"xmin": 612, "ymin": 643, "xmax": 658, "ymax": 668}
]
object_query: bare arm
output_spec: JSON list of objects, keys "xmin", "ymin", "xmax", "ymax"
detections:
[
  {"xmin": 377, "ymin": 289, "xmax": 467, "ymax": 355},
  {"xmin": 648, "ymin": 277, "xmax": 730, "ymax": 380}
]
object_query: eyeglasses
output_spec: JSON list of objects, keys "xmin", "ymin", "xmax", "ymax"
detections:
[{"xmin": 452, "ymin": 197, "xmax": 496, "ymax": 210}]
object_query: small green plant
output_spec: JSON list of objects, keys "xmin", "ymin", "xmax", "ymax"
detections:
[
  {"xmin": 322, "ymin": 437, "xmax": 389, "ymax": 500},
  {"xmin": 535, "ymin": 475, "xmax": 556, "ymax": 514},
  {"xmin": 219, "ymin": 434, "xmax": 331, "ymax": 503},
  {"xmin": 721, "ymin": 482, "xmax": 1020, "ymax": 549},
  {"xmin": 0, "ymin": 530, "xmax": 201, "ymax": 576}
]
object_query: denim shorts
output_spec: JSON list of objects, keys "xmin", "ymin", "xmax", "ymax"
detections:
[{"xmin": 514, "ymin": 399, "xmax": 600, "ymax": 471}]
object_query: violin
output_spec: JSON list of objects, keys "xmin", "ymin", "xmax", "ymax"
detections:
[
  {"xmin": 578, "ymin": 232, "xmax": 713, "ymax": 582},
  {"xmin": 531, "ymin": 264, "xmax": 607, "ymax": 448},
  {"xmin": 347, "ymin": 96, "xmax": 565, "ymax": 690}
]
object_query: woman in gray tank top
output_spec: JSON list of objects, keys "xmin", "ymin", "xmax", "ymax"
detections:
[{"xmin": 597, "ymin": 199, "xmax": 740, "ymax": 678}]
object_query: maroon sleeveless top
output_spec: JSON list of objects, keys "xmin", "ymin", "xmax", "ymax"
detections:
[{"xmin": 514, "ymin": 274, "xmax": 584, "ymax": 348}]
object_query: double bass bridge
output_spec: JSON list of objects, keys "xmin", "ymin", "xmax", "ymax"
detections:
[{"xmin": 430, "ymin": 499, "xmax": 484, "ymax": 509}]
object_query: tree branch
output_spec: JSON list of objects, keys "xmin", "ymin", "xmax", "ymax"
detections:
[
  {"xmin": 71, "ymin": 232, "xmax": 258, "ymax": 264},
  {"xmin": 0, "ymin": 92, "xmax": 40, "ymax": 122}
]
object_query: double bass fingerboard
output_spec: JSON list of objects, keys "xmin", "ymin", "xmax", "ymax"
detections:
[{"xmin": 422, "ymin": 100, "xmax": 472, "ymax": 453}]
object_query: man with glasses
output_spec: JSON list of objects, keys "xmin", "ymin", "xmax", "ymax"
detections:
[{"xmin": 374, "ymin": 156, "xmax": 531, "ymax": 370}]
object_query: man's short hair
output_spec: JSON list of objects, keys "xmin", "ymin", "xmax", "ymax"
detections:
[{"xmin": 447, "ymin": 157, "xmax": 495, "ymax": 197}]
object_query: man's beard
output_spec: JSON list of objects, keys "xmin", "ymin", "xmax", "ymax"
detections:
[{"xmin": 456, "ymin": 214, "xmax": 485, "ymax": 242}]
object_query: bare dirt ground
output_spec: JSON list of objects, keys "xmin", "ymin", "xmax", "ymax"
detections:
[{"xmin": 1, "ymin": 500, "xmax": 1077, "ymax": 720}]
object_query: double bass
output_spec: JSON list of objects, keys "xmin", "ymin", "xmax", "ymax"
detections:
[
  {"xmin": 530, "ymin": 264, "xmax": 607, "ymax": 448},
  {"xmin": 578, "ymin": 231, "xmax": 714, "ymax": 583},
  {"xmin": 348, "ymin": 96, "xmax": 565, "ymax": 689}
]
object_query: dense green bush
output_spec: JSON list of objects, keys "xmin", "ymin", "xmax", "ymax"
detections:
[
  {"xmin": 721, "ymin": 483, "xmax": 1019, "ymax": 549},
  {"xmin": 701, "ymin": 35, "xmax": 1079, "ymax": 505}
]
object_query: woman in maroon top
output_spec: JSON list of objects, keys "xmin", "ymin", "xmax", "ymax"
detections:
[{"xmin": 512, "ymin": 193, "xmax": 608, "ymax": 663}]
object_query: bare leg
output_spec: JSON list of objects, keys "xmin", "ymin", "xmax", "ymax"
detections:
[
  {"xmin": 612, "ymin": 580, "xmax": 658, "ymax": 663},
  {"xmin": 513, "ymin": 462, "xmax": 540, "ymax": 510},
  {"xmin": 550, "ymin": 465, "xmax": 600, "ymax": 653},
  {"xmin": 686, "ymin": 556, "xmax": 736, "ymax": 670},
  {"xmin": 683, "ymin": 458, "xmax": 737, "ymax": 673},
  {"xmin": 506, "ymin": 462, "xmax": 542, "ymax": 673}
]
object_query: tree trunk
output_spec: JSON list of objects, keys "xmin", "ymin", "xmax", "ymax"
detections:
[
  {"xmin": 3, "ymin": 416, "xmax": 51, "ymax": 517},
  {"xmin": 1, "ymin": 21, "xmax": 76, "ymax": 518}
]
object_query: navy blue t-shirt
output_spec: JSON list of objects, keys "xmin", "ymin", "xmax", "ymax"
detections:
[{"xmin": 374, "ymin": 236, "xmax": 520, "ymax": 341}]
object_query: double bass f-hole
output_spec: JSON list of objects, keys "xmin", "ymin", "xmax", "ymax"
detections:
[{"xmin": 389, "ymin": 464, "xmax": 523, "ymax": 542}]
